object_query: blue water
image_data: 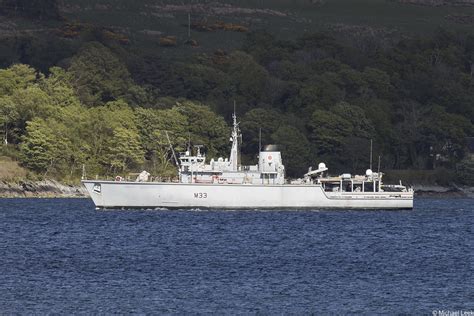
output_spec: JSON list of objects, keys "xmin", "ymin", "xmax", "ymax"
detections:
[{"xmin": 0, "ymin": 198, "xmax": 472, "ymax": 314}]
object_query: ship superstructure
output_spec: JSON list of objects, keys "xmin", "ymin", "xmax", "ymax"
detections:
[{"xmin": 178, "ymin": 113, "xmax": 284, "ymax": 185}]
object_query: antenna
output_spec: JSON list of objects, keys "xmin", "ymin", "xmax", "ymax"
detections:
[
  {"xmin": 369, "ymin": 139, "xmax": 373, "ymax": 170},
  {"xmin": 377, "ymin": 155, "xmax": 381, "ymax": 175},
  {"xmin": 165, "ymin": 131, "xmax": 180, "ymax": 171},
  {"xmin": 259, "ymin": 128, "xmax": 262, "ymax": 153}
]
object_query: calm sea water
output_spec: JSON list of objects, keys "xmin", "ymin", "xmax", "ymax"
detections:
[{"xmin": 0, "ymin": 198, "xmax": 472, "ymax": 314}]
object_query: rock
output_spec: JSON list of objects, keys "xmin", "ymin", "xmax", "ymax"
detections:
[
  {"xmin": 0, "ymin": 180, "xmax": 88, "ymax": 198},
  {"xmin": 413, "ymin": 184, "xmax": 474, "ymax": 197}
]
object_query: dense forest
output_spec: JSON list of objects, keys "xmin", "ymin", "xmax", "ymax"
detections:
[{"xmin": 0, "ymin": 1, "xmax": 473, "ymax": 184}]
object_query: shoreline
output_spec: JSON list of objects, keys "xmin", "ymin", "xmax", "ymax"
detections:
[
  {"xmin": 0, "ymin": 180, "xmax": 473, "ymax": 199},
  {"xmin": 0, "ymin": 180, "xmax": 88, "ymax": 198},
  {"xmin": 413, "ymin": 184, "xmax": 474, "ymax": 198}
]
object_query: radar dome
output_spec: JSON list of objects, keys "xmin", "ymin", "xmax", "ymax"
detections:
[
  {"xmin": 366, "ymin": 169, "xmax": 373, "ymax": 176},
  {"xmin": 318, "ymin": 162, "xmax": 326, "ymax": 170},
  {"xmin": 263, "ymin": 144, "xmax": 279, "ymax": 151}
]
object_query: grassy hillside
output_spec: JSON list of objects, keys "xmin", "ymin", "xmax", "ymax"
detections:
[
  {"xmin": 57, "ymin": 0, "xmax": 474, "ymax": 57},
  {"xmin": 0, "ymin": 156, "xmax": 28, "ymax": 181},
  {"xmin": 1, "ymin": 0, "xmax": 472, "ymax": 66}
]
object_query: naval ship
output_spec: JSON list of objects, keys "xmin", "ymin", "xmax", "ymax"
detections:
[{"xmin": 82, "ymin": 113, "xmax": 413, "ymax": 210}]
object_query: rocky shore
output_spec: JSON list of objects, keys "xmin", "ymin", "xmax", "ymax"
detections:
[
  {"xmin": 0, "ymin": 180, "xmax": 87, "ymax": 198},
  {"xmin": 413, "ymin": 184, "xmax": 474, "ymax": 198},
  {"xmin": 0, "ymin": 180, "xmax": 472, "ymax": 199}
]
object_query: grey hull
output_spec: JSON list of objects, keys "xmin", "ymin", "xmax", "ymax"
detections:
[{"xmin": 82, "ymin": 181, "xmax": 414, "ymax": 210}]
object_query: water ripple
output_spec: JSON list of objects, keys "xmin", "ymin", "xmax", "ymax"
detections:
[{"xmin": 0, "ymin": 198, "xmax": 472, "ymax": 313}]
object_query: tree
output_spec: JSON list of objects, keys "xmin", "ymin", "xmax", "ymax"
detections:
[
  {"xmin": 20, "ymin": 119, "xmax": 55, "ymax": 173},
  {"xmin": 0, "ymin": 64, "xmax": 36, "ymax": 95},
  {"xmin": 0, "ymin": 64, "xmax": 59, "ymax": 144},
  {"xmin": 242, "ymin": 31, "xmax": 279, "ymax": 64},
  {"xmin": 0, "ymin": 96, "xmax": 17, "ymax": 145},
  {"xmin": 224, "ymin": 51, "xmax": 270, "ymax": 109},
  {"xmin": 10, "ymin": 85, "xmax": 54, "ymax": 144},
  {"xmin": 103, "ymin": 127, "xmax": 144, "ymax": 173},
  {"xmin": 20, "ymin": 119, "xmax": 71, "ymax": 175},
  {"xmin": 393, "ymin": 100, "xmax": 429, "ymax": 168},
  {"xmin": 175, "ymin": 101, "xmax": 229, "ymax": 159},
  {"xmin": 308, "ymin": 102, "xmax": 375, "ymax": 171},
  {"xmin": 84, "ymin": 100, "xmax": 142, "ymax": 174},
  {"xmin": 332, "ymin": 102, "xmax": 375, "ymax": 139},
  {"xmin": 68, "ymin": 42, "xmax": 137, "ymax": 106},
  {"xmin": 166, "ymin": 62, "xmax": 231, "ymax": 101},
  {"xmin": 53, "ymin": 104, "xmax": 91, "ymax": 177},
  {"xmin": 1, "ymin": 29, "xmax": 473, "ymax": 182},
  {"xmin": 308, "ymin": 109, "xmax": 352, "ymax": 157},
  {"xmin": 291, "ymin": 72, "xmax": 345, "ymax": 114},
  {"xmin": 135, "ymin": 107, "xmax": 188, "ymax": 175},
  {"xmin": 421, "ymin": 105, "xmax": 473, "ymax": 167},
  {"xmin": 39, "ymin": 67, "xmax": 81, "ymax": 108},
  {"xmin": 362, "ymin": 67, "xmax": 394, "ymax": 99}
]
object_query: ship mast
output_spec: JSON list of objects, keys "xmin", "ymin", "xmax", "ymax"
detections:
[{"xmin": 229, "ymin": 104, "xmax": 240, "ymax": 171}]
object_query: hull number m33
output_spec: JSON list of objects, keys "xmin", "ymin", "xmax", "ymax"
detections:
[{"xmin": 194, "ymin": 193, "xmax": 208, "ymax": 199}]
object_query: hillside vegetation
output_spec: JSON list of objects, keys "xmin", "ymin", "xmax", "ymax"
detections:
[
  {"xmin": 0, "ymin": 0, "xmax": 473, "ymax": 184},
  {"xmin": 0, "ymin": 156, "xmax": 27, "ymax": 181}
]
